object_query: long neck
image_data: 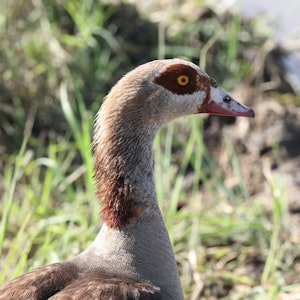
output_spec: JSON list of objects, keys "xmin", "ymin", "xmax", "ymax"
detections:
[
  {"xmin": 94, "ymin": 113, "xmax": 159, "ymax": 228},
  {"xmin": 73, "ymin": 103, "xmax": 183, "ymax": 299}
]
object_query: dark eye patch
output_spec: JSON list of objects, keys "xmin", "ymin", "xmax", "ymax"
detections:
[{"xmin": 154, "ymin": 64, "xmax": 209, "ymax": 95}]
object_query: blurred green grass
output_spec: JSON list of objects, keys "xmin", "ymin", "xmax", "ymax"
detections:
[{"xmin": 0, "ymin": 1, "xmax": 298, "ymax": 299}]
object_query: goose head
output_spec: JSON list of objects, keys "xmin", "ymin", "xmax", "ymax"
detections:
[
  {"xmin": 151, "ymin": 59, "xmax": 254, "ymax": 122},
  {"xmin": 95, "ymin": 59, "xmax": 254, "ymax": 141}
]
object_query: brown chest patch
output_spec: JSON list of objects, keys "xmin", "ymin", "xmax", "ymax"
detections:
[
  {"xmin": 94, "ymin": 148, "xmax": 146, "ymax": 229},
  {"xmin": 154, "ymin": 63, "xmax": 211, "ymax": 96}
]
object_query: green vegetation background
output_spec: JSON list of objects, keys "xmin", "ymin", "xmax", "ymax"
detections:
[{"xmin": 0, "ymin": 1, "xmax": 299, "ymax": 299}]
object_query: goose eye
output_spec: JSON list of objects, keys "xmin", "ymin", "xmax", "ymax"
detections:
[{"xmin": 177, "ymin": 75, "xmax": 189, "ymax": 86}]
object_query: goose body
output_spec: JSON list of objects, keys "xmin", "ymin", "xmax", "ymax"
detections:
[{"xmin": 0, "ymin": 59, "xmax": 254, "ymax": 299}]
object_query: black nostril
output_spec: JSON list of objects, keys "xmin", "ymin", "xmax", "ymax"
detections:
[
  {"xmin": 223, "ymin": 95, "xmax": 231, "ymax": 103},
  {"xmin": 211, "ymin": 81, "xmax": 218, "ymax": 88}
]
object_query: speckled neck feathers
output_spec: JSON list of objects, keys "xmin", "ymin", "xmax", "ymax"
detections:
[{"xmin": 93, "ymin": 71, "xmax": 160, "ymax": 229}]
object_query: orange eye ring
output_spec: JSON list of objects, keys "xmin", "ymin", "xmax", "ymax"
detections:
[{"xmin": 177, "ymin": 75, "xmax": 189, "ymax": 86}]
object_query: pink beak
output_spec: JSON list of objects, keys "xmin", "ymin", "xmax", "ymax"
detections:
[{"xmin": 200, "ymin": 86, "xmax": 255, "ymax": 118}]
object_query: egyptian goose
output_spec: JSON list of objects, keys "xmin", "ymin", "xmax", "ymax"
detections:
[{"xmin": 0, "ymin": 59, "xmax": 254, "ymax": 300}]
